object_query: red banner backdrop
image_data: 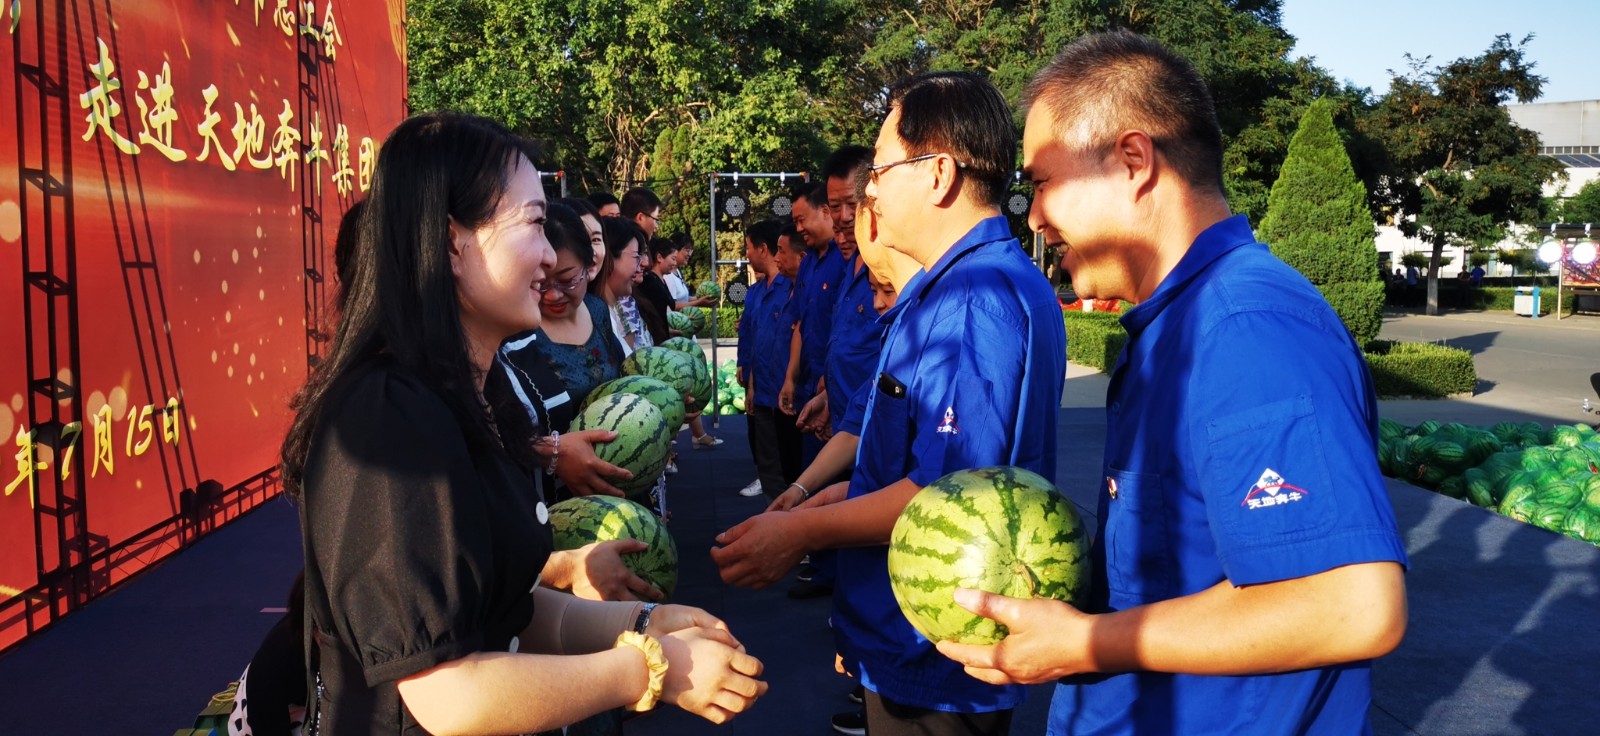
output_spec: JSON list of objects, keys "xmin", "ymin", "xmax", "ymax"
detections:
[{"xmin": 0, "ymin": 0, "xmax": 407, "ymax": 653}]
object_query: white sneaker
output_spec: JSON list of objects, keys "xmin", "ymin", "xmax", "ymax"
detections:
[
  {"xmin": 738, "ymin": 479, "xmax": 763, "ymax": 497},
  {"xmin": 665, "ymin": 461, "xmax": 679, "ymax": 475},
  {"xmin": 693, "ymin": 433, "xmax": 724, "ymax": 449}
]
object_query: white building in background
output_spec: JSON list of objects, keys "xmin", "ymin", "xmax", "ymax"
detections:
[{"xmin": 1376, "ymin": 99, "xmax": 1600, "ymax": 278}]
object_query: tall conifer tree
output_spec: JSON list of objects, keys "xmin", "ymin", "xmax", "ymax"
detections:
[{"xmin": 1261, "ymin": 98, "xmax": 1384, "ymax": 343}]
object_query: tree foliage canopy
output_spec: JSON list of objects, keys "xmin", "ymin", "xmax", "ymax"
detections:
[
  {"xmin": 1260, "ymin": 99, "xmax": 1382, "ymax": 343},
  {"xmin": 1358, "ymin": 34, "xmax": 1566, "ymax": 313},
  {"xmin": 1557, "ymin": 178, "xmax": 1600, "ymax": 225}
]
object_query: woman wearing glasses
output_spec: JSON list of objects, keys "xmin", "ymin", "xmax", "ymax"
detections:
[{"xmin": 285, "ymin": 113, "xmax": 764, "ymax": 735}]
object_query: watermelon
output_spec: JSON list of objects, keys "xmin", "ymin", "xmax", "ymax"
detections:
[
  {"xmin": 624, "ymin": 347, "xmax": 713, "ymax": 414},
  {"xmin": 548, "ymin": 496, "xmax": 679, "ymax": 598},
  {"xmin": 658, "ymin": 336, "xmax": 706, "ymax": 362},
  {"xmin": 887, "ymin": 466, "xmax": 1089, "ymax": 645},
  {"xmin": 696, "ymin": 281, "xmax": 721, "ymax": 300},
  {"xmin": 580, "ymin": 376, "xmax": 686, "ymax": 437},
  {"xmin": 1562, "ymin": 506, "xmax": 1600, "ymax": 544},
  {"xmin": 680, "ymin": 306, "xmax": 708, "ymax": 336},
  {"xmin": 667, "ymin": 310, "xmax": 693, "ymax": 334},
  {"xmin": 568, "ymin": 393, "xmax": 671, "ymax": 495},
  {"xmin": 1413, "ymin": 420, "xmax": 1441, "ymax": 437}
]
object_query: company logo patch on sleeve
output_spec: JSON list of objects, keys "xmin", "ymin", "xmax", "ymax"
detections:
[
  {"xmin": 1241, "ymin": 468, "xmax": 1308, "ymax": 510},
  {"xmin": 936, "ymin": 406, "xmax": 960, "ymax": 435}
]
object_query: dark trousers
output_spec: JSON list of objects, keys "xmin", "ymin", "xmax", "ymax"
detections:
[
  {"xmin": 748, "ymin": 404, "xmax": 802, "ymax": 497},
  {"xmin": 747, "ymin": 404, "xmax": 786, "ymax": 498},
  {"xmin": 864, "ymin": 691, "xmax": 1014, "ymax": 736}
]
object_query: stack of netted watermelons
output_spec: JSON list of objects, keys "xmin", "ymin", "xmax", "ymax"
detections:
[
  {"xmin": 1378, "ymin": 419, "xmax": 1600, "ymax": 545},
  {"xmin": 714, "ymin": 361, "xmax": 745, "ymax": 415}
]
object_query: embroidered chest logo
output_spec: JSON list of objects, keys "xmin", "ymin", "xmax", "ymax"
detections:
[
  {"xmin": 1241, "ymin": 468, "xmax": 1308, "ymax": 509},
  {"xmin": 937, "ymin": 406, "xmax": 960, "ymax": 435}
]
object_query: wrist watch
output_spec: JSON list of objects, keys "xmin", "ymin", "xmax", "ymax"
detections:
[{"xmin": 632, "ymin": 602, "xmax": 658, "ymax": 634}]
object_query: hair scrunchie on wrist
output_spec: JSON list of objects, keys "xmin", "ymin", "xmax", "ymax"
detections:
[{"xmin": 614, "ymin": 630, "xmax": 668, "ymax": 712}]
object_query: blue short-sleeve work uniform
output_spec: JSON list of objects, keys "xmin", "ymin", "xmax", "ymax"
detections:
[
  {"xmin": 793, "ymin": 243, "xmax": 848, "ymax": 404},
  {"xmin": 825, "ymin": 256, "xmax": 886, "ymax": 434},
  {"xmin": 749, "ymin": 274, "xmax": 800, "ymax": 409},
  {"xmin": 837, "ymin": 216, "xmax": 1067, "ymax": 713},
  {"xmin": 1047, "ymin": 215, "xmax": 1409, "ymax": 735},
  {"xmin": 737, "ymin": 277, "xmax": 769, "ymax": 374}
]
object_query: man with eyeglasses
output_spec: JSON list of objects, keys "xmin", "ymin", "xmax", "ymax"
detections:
[{"xmin": 714, "ymin": 72, "xmax": 1065, "ymax": 736}]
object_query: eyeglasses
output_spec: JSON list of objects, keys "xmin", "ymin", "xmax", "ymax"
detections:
[
  {"xmin": 868, "ymin": 153, "xmax": 966, "ymax": 183},
  {"xmin": 539, "ymin": 270, "xmax": 588, "ymax": 294}
]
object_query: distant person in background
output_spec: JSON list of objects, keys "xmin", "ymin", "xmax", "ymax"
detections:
[
  {"xmin": 639, "ymin": 237, "xmax": 680, "ymax": 343},
  {"xmin": 1405, "ymin": 264, "xmax": 1418, "ymax": 287},
  {"xmin": 588, "ymin": 191, "xmax": 621, "ymax": 218},
  {"xmin": 667, "ymin": 236, "xmax": 716, "ymax": 309},
  {"xmin": 621, "ymin": 187, "xmax": 663, "ymax": 240},
  {"xmin": 557, "ymin": 197, "xmax": 607, "ymax": 281},
  {"xmin": 1471, "ymin": 263, "xmax": 1486, "ymax": 286},
  {"xmin": 595, "ymin": 217, "xmax": 647, "ymax": 354}
]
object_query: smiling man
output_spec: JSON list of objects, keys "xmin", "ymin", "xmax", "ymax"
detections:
[
  {"xmin": 933, "ymin": 31, "xmax": 1409, "ymax": 736},
  {"xmin": 713, "ymin": 71, "xmax": 1065, "ymax": 736}
]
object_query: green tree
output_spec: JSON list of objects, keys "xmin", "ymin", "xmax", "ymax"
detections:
[
  {"xmin": 1360, "ymin": 34, "xmax": 1565, "ymax": 315},
  {"xmin": 1557, "ymin": 178, "xmax": 1600, "ymax": 225},
  {"xmin": 1260, "ymin": 99, "xmax": 1383, "ymax": 343}
]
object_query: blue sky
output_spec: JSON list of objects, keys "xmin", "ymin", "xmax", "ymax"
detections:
[{"xmin": 1281, "ymin": 0, "xmax": 1600, "ymax": 103}]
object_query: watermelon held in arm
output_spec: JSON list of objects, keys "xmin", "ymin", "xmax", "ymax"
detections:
[
  {"xmin": 568, "ymin": 393, "xmax": 672, "ymax": 495},
  {"xmin": 887, "ymin": 466, "xmax": 1090, "ymax": 646},
  {"xmin": 667, "ymin": 310, "xmax": 692, "ymax": 334},
  {"xmin": 580, "ymin": 376, "xmax": 686, "ymax": 438},
  {"xmin": 679, "ymin": 306, "xmax": 708, "ymax": 337},
  {"xmin": 548, "ymin": 495, "xmax": 679, "ymax": 598},
  {"xmin": 624, "ymin": 346, "xmax": 712, "ymax": 415},
  {"xmin": 697, "ymin": 281, "xmax": 722, "ymax": 300}
]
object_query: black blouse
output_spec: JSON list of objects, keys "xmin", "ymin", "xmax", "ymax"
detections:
[{"xmin": 298, "ymin": 360, "xmax": 552, "ymax": 734}]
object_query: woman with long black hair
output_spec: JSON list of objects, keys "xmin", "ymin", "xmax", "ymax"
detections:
[{"xmin": 282, "ymin": 112, "xmax": 764, "ymax": 734}]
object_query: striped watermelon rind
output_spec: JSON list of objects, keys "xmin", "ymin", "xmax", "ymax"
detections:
[
  {"xmin": 680, "ymin": 306, "xmax": 708, "ymax": 337},
  {"xmin": 667, "ymin": 311, "xmax": 692, "ymax": 334},
  {"xmin": 568, "ymin": 393, "xmax": 671, "ymax": 494},
  {"xmin": 887, "ymin": 466, "xmax": 1089, "ymax": 645},
  {"xmin": 658, "ymin": 336, "xmax": 706, "ymax": 363},
  {"xmin": 623, "ymin": 347, "xmax": 712, "ymax": 414},
  {"xmin": 581, "ymin": 376, "xmax": 686, "ymax": 437},
  {"xmin": 696, "ymin": 281, "xmax": 721, "ymax": 300},
  {"xmin": 548, "ymin": 495, "xmax": 679, "ymax": 598}
]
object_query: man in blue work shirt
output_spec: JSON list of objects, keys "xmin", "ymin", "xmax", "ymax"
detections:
[
  {"xmin": 737, "ymin": 219, "xmax": 785, "ymax": 498},
  {"xmin": 714, "ymin": 71, "xmax": 1066, "ymax": 736},
  {"xmin": 934, "ymin": 32, "xmax": 1409, "ymax": 736},
  {"xmin": 796, "ymin": 145, "xmax": 879, "ymax": 443},
  {"xmin": 781, "ymin": 184, "xmax": 848, "ymax": 449},
  {"xmin": 743, "ymin": 220, "xmax": 807, "ymax": 499}
]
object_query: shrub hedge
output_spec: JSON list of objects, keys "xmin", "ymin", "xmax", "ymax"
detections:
[
  {"xmin": 1364, "ymin": 340, "xmax": 1477, "ymax": 398},
  {"xmin": 1063, "ymin": 312, "xmax": 1478, "ymax": 399},
  {"xmin": 1062, "ymin": 310, "xmax": 1127, "ymax": 372}
]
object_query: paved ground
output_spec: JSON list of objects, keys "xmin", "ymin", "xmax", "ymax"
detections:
[
  {"xmin": 1377, "ymin": 308, "xmax": 1600, "ymax": 425},
  {"xmin": 2, "ymin": 312, "xmax": 1598, "ymax": 734}
]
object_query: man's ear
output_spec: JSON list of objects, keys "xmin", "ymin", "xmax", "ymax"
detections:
[
  {"xmin": 1113, "ymin": 130, "xmax": 1158, "ymax": 202},
  {"xmin": 928, "ymin": 154, "xmax": 962, "ymax": 207}
]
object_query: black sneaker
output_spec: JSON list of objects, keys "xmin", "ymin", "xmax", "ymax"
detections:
[
  {"xmin": 787, "ymin": 579, "xmax": 833, "ymax": 599},
  {"xmin": 796, "ymin": 564, "xmax": 817, "ymax": 583},
  {"xmin": 847, "ymin": 684, "xmax": 864, "ymax": 704},
  {"xmin": 830, "ymin": 710, "xmax": 866, "ymax": 736}
]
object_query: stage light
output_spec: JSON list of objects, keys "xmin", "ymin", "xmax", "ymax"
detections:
[
  {"xmin": 724, "ymin": 194, "xmax": 747, "ymax": 218},
  {"xmin": 771, "ymin": 195, "xmax": 792, "ymax": 216},
  {"xmin": 1537, "ymin": 239, "xmax": 1563, "ymax": 265},
  {"xmin": 1572, "ymin": 241, "xmax": 1598, "ymax": 266}
]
